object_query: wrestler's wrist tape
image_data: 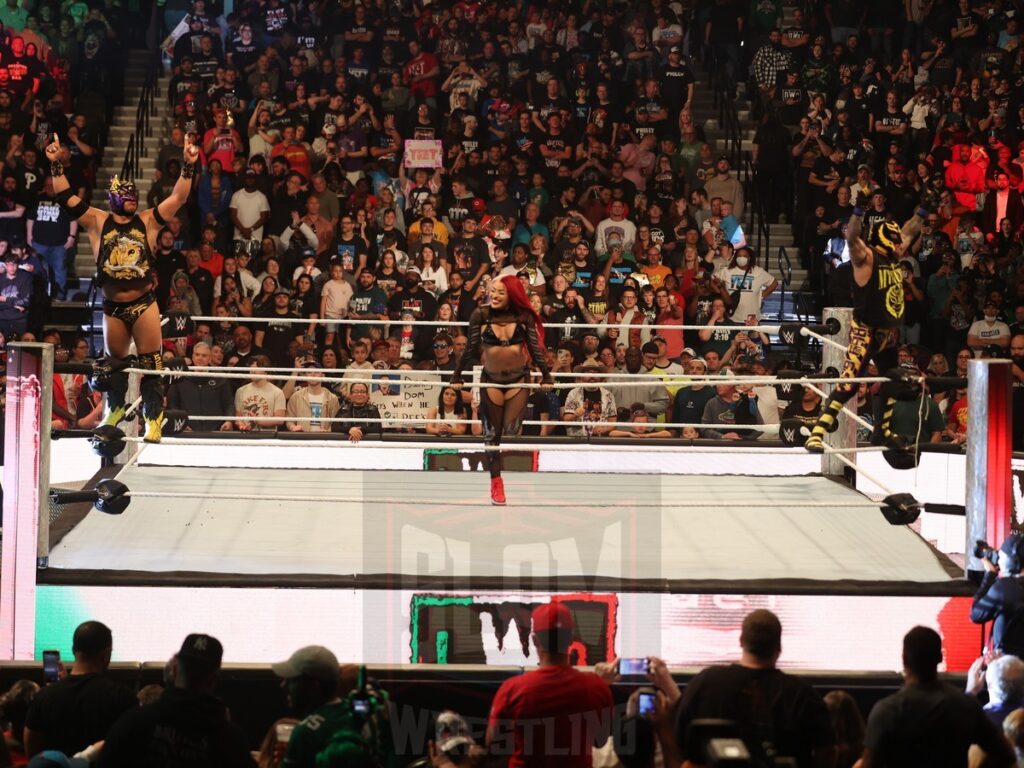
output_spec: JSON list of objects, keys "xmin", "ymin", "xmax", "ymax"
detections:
[
  {"xmin": 180, "ymin": 162, "xmax": 198, "ymax": 179},
  {"xmin": 852, "ymin": 206, "xmax": 865, "ymax": 218},
  {"xmin": 50, "ymin": 160, "xmax": 64, "ymax": 177}
]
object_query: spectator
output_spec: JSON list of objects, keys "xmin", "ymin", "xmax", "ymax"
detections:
[
  {"xmin": 487, "ymin": 603, "xmax": 613, "ymax": 767},
  {"xmin": 255, "ymin": 288, "xmax": 301, "ymax": 369},
  {"xmin": 99, "ymin": 634, "xmax": 254, "ymax": 767},
  {"xmin": 889, "ymin": 384, "xmax": 947, "ymax": 444},
  {"xmin": 24, "ymin": 621, "xmax": 135, "ymax": 758},
  {"xmin": 715, "ymin": 246, "xmax": 778, "ymax": 323},
  {"xmin": 286, "ymin": 360, "xmax": 340, "ymax": 433},
  {"xmin": 25, "ymin": 176, "xmax": 76, "ymax": 300},
  {"xmin": 969, "ymin": 299, "xmax": 1012, "ymax": 354},
  {"xmin": 859, "ymin": 626, "xmax": 1014, "ymax": 766},
  {"xmin": 425, "ymin": 385, "xmax": 471, "ymax": 437},
  {"xmin": 0, "ymin": 251, "xmax": 31, "ymax": 337},
  {"xmin": 1005, "ymin": 709, "xmax": 1024, "ymax": 766},
  {"xmin": 270, "ymin": 646, "xmax": 345, "ymax": 767},
  {"xmin": 614, "ymin": 346, "xmax": 670, "ymax": 417},
  {"xmin": 562, "ymin": 360, "xmax": 617, "ymax": 437},
  {"xmin": 823, "ymin": 690, "xmax": 865, "ymax": 768},
  {"xmin": 701, "ymin": 377, "xmax": 765, "ymax": 440},
  {"xmin": 230, "ymin": 169, "xmax": 271, "ymax": 243},
  {"xmin": 333, "ymin": 381, "xmax": 382, "ymax": 442},
  {"xmin": 608, "ymin": 403, "xmax": 674, "ymax": 438},
  {"xmin": 320, "ymin": 261, "xmax": 353, "ymax": 349},
  {"xmin": 234, "ymin": 355, "xmax": 286, "ymax": 431},
  {"xmin": 673, "ymin": 609, "xmax": 835, "ymax": 766},
  {"xmin": 167, "ymin": 342, "xmax": 234, "ymax": 431},
  {"xmin": 0, "ymin": 680, "xmax": 38, "ymax": 765},
  {"xmin": 966, "ymin": 653, "xmax": 1024, "ymax": 726}
]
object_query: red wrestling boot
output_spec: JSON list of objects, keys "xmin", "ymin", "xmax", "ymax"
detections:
[{"xmin": 490, "ymin": 476, "xmax": 507, "ymax": 505}]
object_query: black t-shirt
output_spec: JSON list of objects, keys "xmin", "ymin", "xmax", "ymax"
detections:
[
  {"xmin": 675, "ymin": 664, "xmax": 834, "ymax": 767},
  {"xmin": 660, "ymin": 63, "xmax": 694, "ymax": 113},
  {"xmin": 257, "ymin": 308, "xmax": 299, "ymax": 368},
  {"xmin": 449, "ymin": 236, "xmax": 486, "ymax": 282},
  {"xmin": 99, "ymin": 686, "xmax": 253, "ymax": 768},
  {"xmin": 27, "ymin": 196, "xmax": 73, "ymax": 245},
  {"xmin": 25, "ymin": 673, "xmax": 137, "ymax": 756},
  {"xmin": 388, "ymin": 288, "xmax": 437, "ymax": 321},
  {"xmin": 865, "ymin": 681, "xmax": 1007, "ymax": 767}
]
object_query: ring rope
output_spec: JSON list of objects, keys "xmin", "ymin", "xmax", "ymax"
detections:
[
  {"xmin": 120, "ymin": 435, "xmax": 891, "ymax": 453},
  {"xmin": 121, "ymin": 367, "xmax": 893, "ymax": 388},
  {"xmin": 800, "ymin": 325, "xmax": 849, "ymax": 352},
  {"xmin": 802, "ymin": 383, "xmax": 875, "ymax": 432},
  {"xmin": 116, "ymin": 488, "xmax": 880, "ymax": 509}
]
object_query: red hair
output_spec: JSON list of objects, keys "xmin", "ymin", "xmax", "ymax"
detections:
[{"xmin": 499, "ymin": 274, "xmax": 545, "ymax": 350}]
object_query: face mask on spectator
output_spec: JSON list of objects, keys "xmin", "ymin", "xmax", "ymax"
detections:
[{"xmin": 735, "ymin": 255, "xmax": 749, "ymax": 268}]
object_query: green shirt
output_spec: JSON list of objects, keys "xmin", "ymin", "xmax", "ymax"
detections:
[
  {"xmin": 283, "ymin": 701, "xmax": 358, "ymax": 768},
  {"xmin": 890, "ymin": 396, "xmax": 945, "ymax": 441}
]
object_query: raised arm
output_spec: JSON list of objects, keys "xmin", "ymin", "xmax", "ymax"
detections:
[
  {"xmin": 44, "ymin": 134, "xmax": 102, "ymax": 233},
  {"xmin": 846, "ymin": 206, "xmax": 872, "ymax": 267},
  {"xmin": 151, "ymin": 136, "xmax": 201, "ymax": 225}
]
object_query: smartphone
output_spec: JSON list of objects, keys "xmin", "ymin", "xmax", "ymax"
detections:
[
  {"xmin": 619, "ymin": 657, "xmax": 649, "ymax": 676},
  {"xmin": 42, "ymin": 649, "xmax": 60, "ymax": 683},
  {"xmin": 637, "ymin": 691, "xmax": 656, "ymax": 718},
  {"xmin": 352, "ymin": 697, "xmax": 371, "ymax": 715}
]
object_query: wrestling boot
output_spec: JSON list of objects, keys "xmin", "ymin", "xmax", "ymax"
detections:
[
  {"xmin": 102, "ymin": 403, "xmax": 126, "ymax": 428},
  {"xmin": 143, "ymin": 412, "xmax": 164, "ymax": 443},
  {"xmin": 803, "ymin": 433, "xmax": 826, "ymax": 453},
  {"xmin": 490, "ymin": 477, "xmax": 506, "ymax": 505}
]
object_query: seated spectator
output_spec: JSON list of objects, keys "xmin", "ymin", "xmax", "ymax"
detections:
[
  {"xmin": 167, "ymin": 342, "xmax": 234, "ymax": 431},
  {"xmin": 608, "ymin": 403, "xmax": 674, "ymax": 438},
  {"xmin": 782, "ymin": 386, "xmax": 823, "ymax": 428},
  {"xmin": 889, "ymin": 385, "xmax": 946, "ymax": 445},
  {"xmin": 333, "ymin": 382, "xmax": 382, "ymax": 442},
  {"xmin": 234, "ymin": 356, "xmax": 286, "ymax": 431},
  {"xmin": 255, "ymin": 717, "xmax": 299, "ymax": 768},
  {"xmin": 823, "ymin": 690, "xmax": 865, "ymax": 768},
  {"xmin": 562, "ymin": 360, "xmax": 617, "ymax": 437},
  {"xmin": 701, "ymin": 379, "xmax": 765, "ymax": 440},
  {"xmin": 270, "ymin": 646, "xmax": 348, "ymax": 767},
  {"xmin": 24, "ymin": 621, "xmax": 135, "ymax": 758},
  {"xmin": 943, "ymin": 387, "xmax": 969, "ymax": 444},
  {"xmin": 487, "ymin": 603, "xmax": 613, "ymax": 765},
  {"xmin": 0, "ymin": 252, "xmax": 32, "ymax": 338},
  {"xmin": 100, "ymin": 634, "xmax": 254, "ymax": 767},
  {"xmin": 965, "ymin": 653, "xmax": 1024, "ymax": 726},
  {"xmin": 286, "ymin": 361, "xmax": 340, "ymax": 433},
  {"xmin": 673, "ymin": 610, "xmax": 835, "ymax": 766},
  {"xmin": 672, "ymin": 357, "xmax": 715, "ymax": 438},
  {"xmin": 425, "ymin": 385, "xmax": 471, "ymax": 437},
  {"xmin": 1, "ymin": 679, "xmax": 38, "ymax": 764},
  {"xmin": 860, "ymin": 626, "xmax": 1013, "ymax": 766},
  {"xmin": 1005, "ymin": 709, "xmax": 1024, "ymax": 767},
  {"xmin": 613, "ymin": 346, "xmax": 670, "ymax": 418}
]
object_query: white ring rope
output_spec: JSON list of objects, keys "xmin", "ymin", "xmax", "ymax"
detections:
[
  {"xmin": 120, "ymin": 435, "xmax": 891, "ymax": 454},
  {"xmin": 119, "ymin": 487, "xmax": 879, "ymax": 509},
  {"xmin": 802, "ymin": 383, "xmax": 875, "ymax": 432},
  {"xmin": 800, "ymin": 325, "xmax": 850, "ymax": 352},
  {"xmin": 188, "ymin": 315, "xmax": 797, "ymax": 333},
  {"xmin": 126, "ymin": 367, "xmax": 892, "ymax": 388}
]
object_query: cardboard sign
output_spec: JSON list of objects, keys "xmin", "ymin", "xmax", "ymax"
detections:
[
  {"xmin": 370, "ymin": 371, "xmax": 441, "ymax": 429},
  {"xmin": 403, "ymin": 139, "xmax": 444, "ymax": 168}
]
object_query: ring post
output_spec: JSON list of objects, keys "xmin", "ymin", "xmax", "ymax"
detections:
[
  {"xmin": 821, "ymin": 307, "xmax": 854, "ymax": 477},
  {"xmin": 966, "ymin": 358, "xmax": 1013, "ymax": 577},
  {"xmin": 0, "ymin": 342, "xmax": 53, "ymax": 660}
]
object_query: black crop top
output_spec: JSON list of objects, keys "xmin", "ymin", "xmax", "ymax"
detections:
[
  {"xmin": 453, "ymin": 307, "xmax": 552, "ymax": 383},
  {"xmin": 97, "ymin": 214, "xmax": 153, "ymax": 289}
]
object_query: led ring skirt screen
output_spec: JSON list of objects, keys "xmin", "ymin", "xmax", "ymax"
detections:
[{"xmin": 5, "ymin": 344, "xmax": 1015, "ymax": 672}]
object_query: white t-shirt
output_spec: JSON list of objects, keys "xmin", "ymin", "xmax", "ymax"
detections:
[
  {"xmin": 229, "ymin": 189, "xmax": 271, "ymax": 240},
  {"xmin": 968, "ymin": 318, "xmax": 1011, "ymax": 349},
  {"xmin": 715, "ymin": 265, "xmax": 775, "ymax": 322}
]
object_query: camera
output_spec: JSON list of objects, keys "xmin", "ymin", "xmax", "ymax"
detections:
[{"xmin": 975, "ymin": 539, "xmax": 1000, "ymax": 566}]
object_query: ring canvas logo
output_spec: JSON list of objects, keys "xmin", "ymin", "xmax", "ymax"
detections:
[{"xmin": 362, "ymin": 468, "xmax": 662, "ymax": 667}]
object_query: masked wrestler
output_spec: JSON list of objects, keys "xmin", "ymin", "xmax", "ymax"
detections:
[
  {"xmin": 45, "ymin": 134, "xmax": 200, "ymax": 442},
  {"xmin": 805, "ymin": 205, "xmax": 927, "ymax": 453}
]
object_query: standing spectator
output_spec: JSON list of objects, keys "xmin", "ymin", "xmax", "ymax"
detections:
[
  {"xmin": 716, "ymin": 247, "xmax": 778, "ymax": 322},
  {"xmin": 704, "ymin": 156, "xmax": 745, "ymax": 220},
  {"xmin": 594, "ymin": 200, "xmax": 637, "ymax": 258},
  {"xmin": 487, "ymin": 603, "xmax": 613, "ymax": 768},
  {"xmin": 320, "ymin": 261, "xmax": 354, "ymax": 349},
  {"xmin": 0, "ymin": 251, "xmax": 32, "ymax": 338},
  {"xmin": 24, "ymin": 621, "xmax": 136, "ymax": 758},
  {"xmin": 673, "ymin": 610, "xmax": 835, "ymax": 766},
  {"xmin": 968, "ymin": 299, "xmax": 1012, "ymax": 354},
  {"xmin": 982, "ymin": 171, "xmax": 1024, "ymax": 236},
  {"xmin": 704, "ymin": 0, "xmax": 743, "ymax": 94},
  {"xmin": 858, "ymin": 626, "xmax": 1014, "ymax": 766},
  {"xmin": 230, "ymin": 169, "xmax": 271, "ymax": 243},
  {"xmin": 26, "ymin": 176, "xmax": 76, "ymax": 300},
  {"xmin": 965, "ymin": 653, "xmax": 1024, "ymax": 726},
  {"xmin": 99, "ymin": 634, "xmax": 254, "ymax": 767}
]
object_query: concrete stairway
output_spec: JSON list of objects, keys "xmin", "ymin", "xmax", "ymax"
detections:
[{"xmin": 73, "ymin": 49, "xmax": 171, "ymax": 281}]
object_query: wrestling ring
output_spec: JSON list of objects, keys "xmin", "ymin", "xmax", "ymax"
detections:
[{"xmin": 0, "ymin": 308, "xmax": 1014, "ymax": 670}]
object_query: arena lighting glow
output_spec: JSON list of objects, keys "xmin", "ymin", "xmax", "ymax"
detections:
[{"xmin": 33, "ymin": 587, "xmax": 980, "ymax": 672}]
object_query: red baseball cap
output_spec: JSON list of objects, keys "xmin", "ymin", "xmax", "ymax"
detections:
[{"xmin": 532, "ymin": 602, "xmax": 573, "ymax": 633}]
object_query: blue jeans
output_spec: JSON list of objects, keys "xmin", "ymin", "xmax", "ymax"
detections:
[{"xmin": 34, "ymin": 242, "xmax": 67, "ymax": 298}]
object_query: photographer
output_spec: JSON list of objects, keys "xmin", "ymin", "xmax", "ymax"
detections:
[{"xmin": 971, "ymin": 534, "xmax": 1024, "ymax": 656}]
